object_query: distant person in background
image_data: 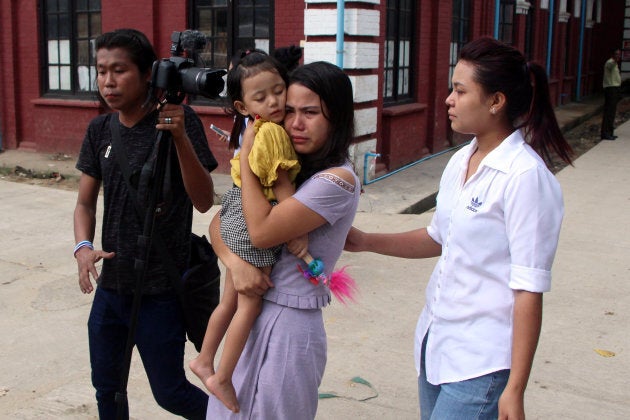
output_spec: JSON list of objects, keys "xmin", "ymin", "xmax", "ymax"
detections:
[{"xmin": 601, "ymin": 48, "xmax": 622, "ymax": 140}]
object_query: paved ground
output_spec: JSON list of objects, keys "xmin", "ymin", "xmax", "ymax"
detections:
[{"xmin": 0, "ymin": 96, "xmax": 629, "ymax": 419}]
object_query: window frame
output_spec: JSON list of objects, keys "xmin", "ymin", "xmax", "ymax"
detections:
[
  {"xmin": 383, "ymin": 0, "xmax": 415, "ymax": 106},
  {"xmin": 498, "ymin": 0, "xmax": 516, "ymax": 45},
  {"xmin": 189, "ymin": 0, "xmax": 274, "ymax": 105},
  {"xmin": 449, "ymin": 0, "xmax": 472, "ymax": 89},
  {"xmin": 39, "ymin": 0, "xmax": 101, "ymax": 98}
]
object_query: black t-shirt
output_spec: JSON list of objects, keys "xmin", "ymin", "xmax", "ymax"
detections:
[{"xmin": 76, "ymin": 105, "xmax": 218, "ymax": 294}]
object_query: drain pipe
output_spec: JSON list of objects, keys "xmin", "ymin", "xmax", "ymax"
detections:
[
  {"xmin": 493, "ymin": 0, "xmax": 500, "ymax": 38},
  {"xmin": 363, "ymin": 142, "xmax": 469, "ymax": 185},
  {"xmin": 363, "ymin": 152, "xmax": 381, "ymax": 185},
  {"xmin": 336, "ymin": 0, "xmax": 345, "ymax": 68},
  {"xmin": 546, "ymin": 0, "xmax": 555, "ymax": 75},
  {"xmin": 575, "ymin": 0, "xmax": 587, "ymax": 101}
]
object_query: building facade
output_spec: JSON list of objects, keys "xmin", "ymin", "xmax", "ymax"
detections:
[{"xmin": 0, "ymin": 0, "xmax": 625, "ymax": 179}]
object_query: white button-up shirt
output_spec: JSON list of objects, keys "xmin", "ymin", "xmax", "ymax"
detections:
[{"xmin": 415, "ymin": 130, "xmax": 564, "ymax": 385}]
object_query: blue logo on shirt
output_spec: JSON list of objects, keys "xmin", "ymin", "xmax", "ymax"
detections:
[{"xmin": 466, "ymin": 196, "xmax": 482, "ymax": 213}]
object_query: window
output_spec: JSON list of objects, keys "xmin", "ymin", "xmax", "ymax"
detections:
[
  {"xmin": 498, "ymin": 0, "xmax": 515, "ymax": 45},
  {"xmin": 191, "ymin": 0, "xmax": 272, "ymax": 71},
  {"xmin": 383, "ymin": 0, "xmax": 414, "ymax": 104},
  {"xmin": 41, "ymin": 0, "xmax": 101, "ymax": 96},
  {"xmin": 191, "ymin": 1, "xmax": 229, "ymax": 69},
  {"xmin": 234, "ymin": 1, "xmax": 270, "ymax": 53},
  {"xmin": 449, "ymin": 0, "xmax": 471, "ymax": 89}
]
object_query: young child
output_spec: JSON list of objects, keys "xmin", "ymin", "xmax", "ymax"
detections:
[{"xmin": 190, "ymin": 51, "xmax": 303, "ymax": 413}]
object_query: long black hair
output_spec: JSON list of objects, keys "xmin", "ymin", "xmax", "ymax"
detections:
[
  {"xmin": 289, "ymin": 61, "xmax": 355, "ymax": 186},
  {"xmin": 459, "ymin": 36, "xmax": 573, "ymax": 165}
]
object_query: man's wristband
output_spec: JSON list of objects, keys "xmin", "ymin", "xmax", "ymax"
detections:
[{"xmin": 73, "ymin": 240, "xmax": 94, "ymax": 257}]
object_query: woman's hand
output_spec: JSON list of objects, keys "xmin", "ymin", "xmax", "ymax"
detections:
[
  {"xmin": 497, "ymin": 387, "xmax": 525, "ymax": 420},
  {"xmin": 209, "ymin": 212, "xmax": 274, "ymax": 297},
  {"xmin": 229, "ymin": 259, "xmax": 274, "ymax": 297}
]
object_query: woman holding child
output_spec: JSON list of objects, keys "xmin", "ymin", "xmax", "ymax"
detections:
[{"xmin": 205, "ymin": 61, "xmax": 360, "ymax": 419}]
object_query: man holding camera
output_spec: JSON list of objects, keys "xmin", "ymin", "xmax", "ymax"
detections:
[{"xmin": 73, "ymin": 28, "xmax": 217, "ymax": 419}]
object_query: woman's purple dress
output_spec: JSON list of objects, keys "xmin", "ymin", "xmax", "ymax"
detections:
[{"xmin": 207, "ymin": 163, "xmax": 360, "ymax": 419}]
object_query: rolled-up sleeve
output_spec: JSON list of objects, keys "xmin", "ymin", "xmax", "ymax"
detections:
[{"xmin": 504, "ymin": 165, "xmax": 563, "ymax": 292}]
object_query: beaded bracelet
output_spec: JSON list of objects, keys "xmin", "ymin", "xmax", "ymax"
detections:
[{"xmin": 73, "ymin": 240, "xmax": 94, "ymax": 257}]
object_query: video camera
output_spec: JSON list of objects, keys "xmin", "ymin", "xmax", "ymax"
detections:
[{"xmin": 151, "ymin": 31, "xmax": 226, "ymax": 104}]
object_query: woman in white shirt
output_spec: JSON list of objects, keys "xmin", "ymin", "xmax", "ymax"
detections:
[{"xmin": 345, "ymin": 36, "xmax": 573, "ymax": 420}]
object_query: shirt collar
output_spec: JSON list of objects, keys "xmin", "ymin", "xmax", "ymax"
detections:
[{"xmin": 470, "ymin": 130, "xmax": 525, "ymax": 174}]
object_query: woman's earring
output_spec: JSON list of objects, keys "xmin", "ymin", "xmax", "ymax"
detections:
[{"xmin": 490, "ymin": 107, "xmax": 496, "ymax": 115}]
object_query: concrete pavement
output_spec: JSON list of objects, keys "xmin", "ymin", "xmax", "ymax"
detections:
[
  {"xmin": 1, "ymin": 96, "xmax": 629, "ymax": 418},
  {"xmin": 322, "ymin": 125, "xmax": 630, "ymax": 420}
]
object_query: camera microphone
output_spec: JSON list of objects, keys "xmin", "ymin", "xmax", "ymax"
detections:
[{"xmin": 152, "ymin": 31, "xmax": 226, "ymax": 104}]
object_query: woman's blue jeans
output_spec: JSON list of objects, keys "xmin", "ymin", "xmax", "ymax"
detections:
[
  {"xmin": 88, "ymin": 287, "xmax": 207, "ymax": 419},
  {"xmin": 418, "ymin": 335, "xmax": 509, "ymax": 420}
]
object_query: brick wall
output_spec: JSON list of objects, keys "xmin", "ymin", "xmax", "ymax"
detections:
[
  {"xmin": 0, "ymin": 0, "xmax": 18, "ymax": 149},
  {"xmin": 0, "ymin": 0, "xmax": 625, "ymax": 177},
  {"xmin": 303, "ymin": 0, "xmax": 381, "ymax": 181},
  {"xmin": 275, "ymin": 0, "xmax": 305, "ymax": 48}
]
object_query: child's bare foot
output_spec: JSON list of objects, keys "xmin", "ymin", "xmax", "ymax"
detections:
[
  {"xmin": 189, "ymin": 356, "xmax": 215, "ymax": 389},
  {"xmin": 207, "ymin": 374, "xmax": 240, "ymax": 413}
]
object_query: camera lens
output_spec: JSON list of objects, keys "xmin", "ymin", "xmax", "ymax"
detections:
[{"xmin": 179, "ymin": 68, "xmax": 226, "ymax": 98}]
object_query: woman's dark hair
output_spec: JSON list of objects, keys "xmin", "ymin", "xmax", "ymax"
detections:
[
  {"xmin": 228, "ymin": 48, "xmax": 253, "ymax": 71},
  {"xmin": 289, "ymin": 61, "xmax": 355, "ymax": 186},
  {"xmin": 459, "ymin": 36, "xmax": 573, "ymax": 165},
  {"xmin": 94, "ymin": 28, "xmax": 157, "ymax": 108},
  {"xmin": 225, "ymin": 50, "xmax": 289, "ymax": 150},
  {"xmin": 273, "ymin": 45, "xmax": 303, "ymax": 73}
]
